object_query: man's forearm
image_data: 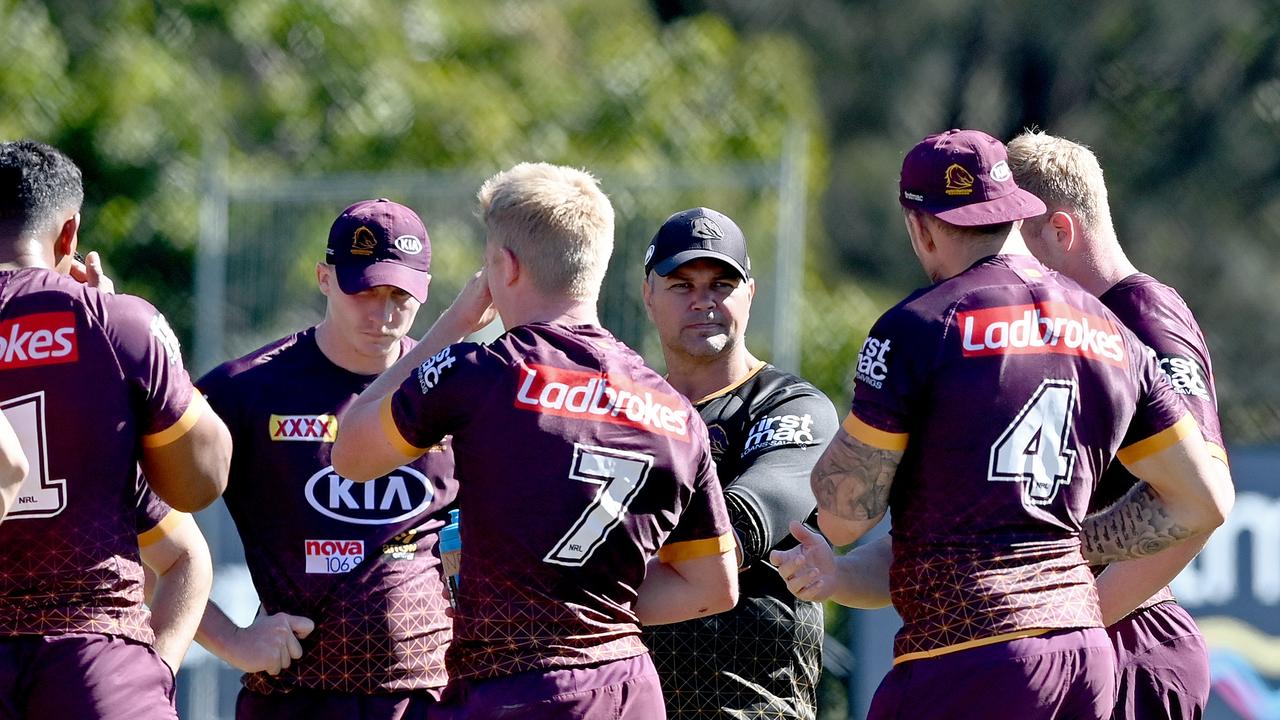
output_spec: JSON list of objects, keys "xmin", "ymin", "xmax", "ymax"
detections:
[
  {"xmin": 1094, "ymin": 533, "xmax": 1208, "ymax": 625},
  {"xmin": 634, "ymin": 554, "xmax": 737, "ymax": 626},
  {"xmin": 830, "ymin": 536, "xmax": 893, "ymax": 609},
  {"xmin": 1081, "ymin": 482, "xmax": 1197, "ymax": 564},
  {"xmin": 149, "ymin": 551, "xmax": 213, "ymax": 672}
]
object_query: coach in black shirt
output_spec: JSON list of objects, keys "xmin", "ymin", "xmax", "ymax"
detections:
[{"xmin": 640, "ymin": 207, "xmax": 837, "ymax": 720}]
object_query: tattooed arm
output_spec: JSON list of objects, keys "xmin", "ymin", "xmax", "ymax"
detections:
[
  {"xmin": 1082, "ymin": 422, "xmax": 1232, "ymax": 565},
  {"xmin": 811, "ymin": 428, "xmax": 903, "ymax": 546}
]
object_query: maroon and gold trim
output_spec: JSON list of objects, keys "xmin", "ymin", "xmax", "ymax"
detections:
[
  {"xmin": 137, "ymin": 510, "xmax": 189, "ymax": 548},
  {"xmin": 691, "ymin": 361, "xmax": 768, "ymax": 405},
  {"xmin": 1117, "ymin": 414, "xmax": 1197, "ymax": 466},
  {"xmin": 658, "ymin": 532, "xmax": 737, "ymax": 564},
  {"xmin": 379, "ymin": 395, "xmax": 430, "ymax": 458},
  {"xmin": 842, "ymin": 412, "xmax": 909, "ymax": 452},
  {"xmin": 893, "ymin": 628, "xmax": 1050, "ymax": 666},
  {"xmin": 141, "ymin": 394, "xmax": 207, "ymax": 449}
]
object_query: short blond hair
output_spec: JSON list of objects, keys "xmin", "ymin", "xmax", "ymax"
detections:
[
  {"xmin": 477, "ymin": 162, "xmax": 615, "ymax": 300},
  {"xmin": 1006, "ymin": 131, "xmax": 1112, "ymax": 236}
]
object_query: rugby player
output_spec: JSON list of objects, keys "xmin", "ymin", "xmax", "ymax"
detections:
[
  {"xmin": 0, "ymin": 139, "xmax": 231, "ymax": 719},
  {"xmin": 640, "ymin": 207, "xmax": 836, "ymax": 719},
  {"xmin": 1009, "ymin": 130, "xmax": 1230, "ymax": 720},
  {"xmin": 193, "ymin": 198, "xmax": 456, "ymax": 720},
  {"xmin": 772, "ymin": 129, "xmax": 1232, "ymax": 720},
  {"xmin": 334, "ymin": 162, "xmax": 739, "ymax": 719}
]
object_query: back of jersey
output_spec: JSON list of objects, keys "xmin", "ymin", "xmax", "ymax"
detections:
[
  {"xmin": 387, "ymin": 322, "xmax": 733, "ymax": 680},
  {"xmin": 847, "ymin": 255, "xmax": 1187, "ymax": 660},
  {"xmin": 0, "ymin": 268, "xmax": 197, "ymax": 644}
]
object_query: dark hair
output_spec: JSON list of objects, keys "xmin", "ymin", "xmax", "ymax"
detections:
[{"xmin": 0, "ymin": 140, "xmax": 84, "ymax": 240}]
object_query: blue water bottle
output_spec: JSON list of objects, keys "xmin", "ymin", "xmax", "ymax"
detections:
[{"xmin": 439, "ymin": 509, "xmax": 461, "ymax": 608}]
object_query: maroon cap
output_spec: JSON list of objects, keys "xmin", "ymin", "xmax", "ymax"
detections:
[
  {"xmin": 899, "ymin": 129, "xmax": 1046, "ymax": 226},
  {"xmin": 326, "ymin": 198, "xmax": 431, "ymax": 302}
]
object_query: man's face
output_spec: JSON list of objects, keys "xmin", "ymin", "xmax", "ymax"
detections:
[
  {"xmin": 318, "ymin": 264, "xmax": 421, "ymax": 360},
  {"xmin": 644, "ymin": 258, "xmax": 753, "ymax": 360}
]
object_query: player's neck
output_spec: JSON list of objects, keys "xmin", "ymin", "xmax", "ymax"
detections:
[
  {"xmin": 313, "ymin": 321, "xmax": 402, "ymax": 376},
  {"xmin": 664, "ymin": 346, "xmax": 760, "ymax": 403},
  {"xmin": 498, "ymin": 292, "xmax": 600, "ymax": 330},
  {"xmin": 1080, "ymin": 235, "xmax": 1140, "ymax": 296}
]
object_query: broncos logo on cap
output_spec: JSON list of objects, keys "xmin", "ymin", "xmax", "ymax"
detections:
[
  {"xmin": 691, "ymin": 217, "xmax": 723, "ymax": 241},
  {"xmin": 944, "ymin": 164, "xmax": 975, "ymax": 196},
  {"xmin": 351, "ymin": 227, "xmax": 378, "ymax": 256}
]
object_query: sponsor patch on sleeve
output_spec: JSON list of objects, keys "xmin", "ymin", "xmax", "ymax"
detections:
[
  {"xmin": 741, "ymin": 413, "xmax": 817, "ymax": 457},
  {"xmin": 1157, "ymin": 353, "xmax": 1210, "ymax": 399},
  {"xmin": 304, "ymin": 539, "xmax": 365, "ymax": 574},
  {"xmin": 150, "ymin": 314, "xmax": 183, "ymax": 367},
  {"xmin": 417, "ymin": 347, "xmax": 457, "ymax": 394},
  {"xmin": 855, "ymin": 336, "xmax": 892, "ymax": 389},
  {"xmin": 270, "ymin": 414, "xmax": 338, "ymax": 442}
]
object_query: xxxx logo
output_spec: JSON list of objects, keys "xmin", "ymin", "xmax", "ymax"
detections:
[{"xmin": 270, "ymin": 414, "xmax": 338, "ymax": 442}]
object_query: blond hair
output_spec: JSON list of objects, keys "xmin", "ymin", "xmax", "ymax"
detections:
[
  {"xmin": 477, "ymin": 163, "xmax": 615, "ymax": 300},
  {"xmin": 1006, "ymin": 131, "xmax": 1113, "ymax": 236}
]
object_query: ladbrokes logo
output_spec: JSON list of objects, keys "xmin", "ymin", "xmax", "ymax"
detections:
[
  {"xmin": 270, "ymin": 414, "xmax": 338, "ymax": 442},
  {"xmin": 0, "ymin": 312, "xmax": 78, "ymax": 370},
  {"xmin": 957, "ymin": 302, "xmax": 1126, "ymax": 366},
  {"xmin": 514, "ymin": 363, "xmax": 690, "ymax": 441}
]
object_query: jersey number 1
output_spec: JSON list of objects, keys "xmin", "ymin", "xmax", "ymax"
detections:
[
  {"xmin": 988, "ymin": 379, "xmax": 1077, "ymax": 505},
  {"xmin": 1, "ymin": 392, "xmax": 67, "ymax": 519},
  {"xmin": 544, "ymin": 443, "xmax": 654, "ymax": 567}
]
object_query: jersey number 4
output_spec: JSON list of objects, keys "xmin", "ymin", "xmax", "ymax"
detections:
[
  {"xmin": 1, "ymin": 392, "xmax": 67, "ymax": 519},
  {"xmin": 988, "ymin": 379, "xmax": 1078, "ymax": 505},
  {"xmin": 544, "ymin": 443, "xmax": 654, "ymax": 567}
]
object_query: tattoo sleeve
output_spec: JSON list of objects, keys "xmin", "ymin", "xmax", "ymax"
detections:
[
  {"xmin": 1081, "ymin": 482, "xmax": 1195, "ymax": 564},
  {"xmin": 810, "ymin": 430, "xmax": 903, "ymax": 522}
]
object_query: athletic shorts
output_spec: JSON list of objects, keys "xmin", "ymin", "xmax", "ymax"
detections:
[
  {"xmin": 1107, "ymin": 602, "xmax": 1209, "ymax": 720},
  {"xmin": 868, "ymin": 628, "xmax": 1116, "ymax": 720},
  {"xmin": 0, "ymin": 633, "xmax": 176, "ymax": 720},
  {"xmin": 236, "ymin": 686, "xmax": 435, "ymax": 720},
  {"xmin": 429, "ymin": 653, "xmax": 665, "ymax": 720}
]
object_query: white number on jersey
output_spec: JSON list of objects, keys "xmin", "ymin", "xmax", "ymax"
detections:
[
  {"xmin": 988, "ymin": 379, "xmax": 1078, "ymax": 505},
  {"xmin": 544, "ymin": 443, "xmax": 654, "ymax": 567},
  {"xmin": 1, "ymin": 392, "xmax": 67, "ymax": 519}
]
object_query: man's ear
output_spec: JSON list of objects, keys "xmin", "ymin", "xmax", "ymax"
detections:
[
  {"xmin": 495, "ymin": 246, "xmax": 520, "ymax": 288},
  {"xmin": 1048, "ymin": 211, "xmax": 1077, "ymax": 253},
  {"xmin": 53, "ymin": 212, "xmax": 80, "ymax": 263},
  {"xmin": 315, "ymin": 262, "xmax": 333, "ymax": 294}
]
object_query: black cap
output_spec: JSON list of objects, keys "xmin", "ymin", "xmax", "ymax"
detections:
[{"xmin": 644, "ymin": 207, "xmax": 751, "ymax": 279}]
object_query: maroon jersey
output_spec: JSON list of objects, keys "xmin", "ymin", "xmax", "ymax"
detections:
[
  {"xmin": 845, "ymin": 255, "xmax": 1191, "ymax": 662},
  {"xmin": 384, "ymin": 322, "xmax": 735, "ymax": 680},
  {"xmin": 0, "ymin": 268, "xmax": 201, "ymax": 645},
  {"xmin": 199, "ymin": 328, "xmax": 457, "ymax": 694},
  {"xmin": 1094, "ymin": 272, "xmax": 1227, "ymax": 610}
]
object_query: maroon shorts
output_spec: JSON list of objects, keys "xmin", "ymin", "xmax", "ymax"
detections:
[
  {"xmin": 236, "ymin": 686, "xmax": 435, "ymax": 720},
  {"xmin": 1107, "ymin": 602, "xmax": 1209, "ymax": 720},
  {"xmin": 429, "ymin": 653, "xmax": 665, "ymax": 720},
  {"xmin": 0, "ymin": 633, "xmax": 176, "ymax": 720},
  {"xmin": 868, "ymin": 628, "xmax": 1116, "ymax": 720}
]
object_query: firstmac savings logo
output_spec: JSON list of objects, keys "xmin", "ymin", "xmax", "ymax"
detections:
[
  {"xmin": 957, "ymin": 302, "xmax": 1127, "ymax": 368},
  {"xmin": 743, "ymin": 414, "xmax": 816, "ymax": 456},
  {"xmin": 855, "ymin": 336, "xmax": 892, "ymax": 389},
  {"xmin": 416, "ymin": 347, "xmax": 456, "ymax": 394},
  {"xmin": 1157, "ymin": 353, "xmax": 1210, "ymax": 399},
  {"xmin": 514, "ymin": 363, "xmax": 690, "ymax": 441},
  {"xmin": 0, "ymin": 312, "xmax": 78, "ymax": 370},
  {"xmin": 270, "ymin": 414, "xmax": 337, "ymax": 442}
]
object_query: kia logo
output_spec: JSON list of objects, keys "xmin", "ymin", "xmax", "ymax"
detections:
[
  {"xmin": 303, "ymin": 465, "xmax": 433, "ymax": 524},
  {"xmin": 394, "ymin": 235, "xmax": 424, "ymax": 255}
]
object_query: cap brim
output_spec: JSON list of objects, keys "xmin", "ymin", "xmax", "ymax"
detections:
[
  {"xmin": 335, "ymin": 263, "xmax": 430, "ymax": 303},
  {"xmin": 931, "ymin": 188, "xmax": 1047, "ymax": 227},
  {"xmin": 651, "ymin": 249, "xmax": 750, "ymax": 279}
]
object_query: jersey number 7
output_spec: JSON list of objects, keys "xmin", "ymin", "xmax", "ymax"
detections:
[{"xmin": 544, "ymin": 443, "xmax": 654, "ymax": 567}]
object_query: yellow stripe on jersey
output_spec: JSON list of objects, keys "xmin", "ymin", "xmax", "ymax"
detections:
[
  {"xmin": 379, "ymin": 395, "xmax": 431, "ymax": 458},
  {"xmin": 1117, "ymin": 414, "xmax": 1197, "ymax": 466},
  {"xmin": 893, "ymin": 628, "xmax": 1051, "ymax": 666},
  {"xmin": 1206, "ymin": 441, "xmax": 1229, "ymax": 468},
  {"xmin": 141, "ymin": 393, "xmax": 206, "ymax": 448},
  {"xmin": 691, "ymin": 360, "xmax": 768, "ymax": 405},
  {"xmin": 842, "ymin": 412, "xmax": 909, "ymax": 452},
  {"xmin": 658, "ymin": 532, "xmax": 736, "ymax": 564},
  {"xmin": 137, "ymin": 510, "xmax": 189, "ymax": 548}
]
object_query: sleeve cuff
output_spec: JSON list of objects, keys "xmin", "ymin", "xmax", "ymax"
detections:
[
  {"xmin": 141, "ymin": 393, "xmax": 206, "ymax": 449},
  {"xmin": 380, "ymin": 394, "xmax": 430, "ymax": 458},
  {"xmin": 137, "ymin": 510, "xmax": 188, "ymax": 548},
  {"xmin": 1117, "ymin": 414, "xmax": 1197, "ymax": 466},
  {"xmin": 842, "ymin": 412, "xmax": 909, "ymax": 452},
  {"xmin": 658, "ymin": 532, "xmax": 737, "ymax": 564}
]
